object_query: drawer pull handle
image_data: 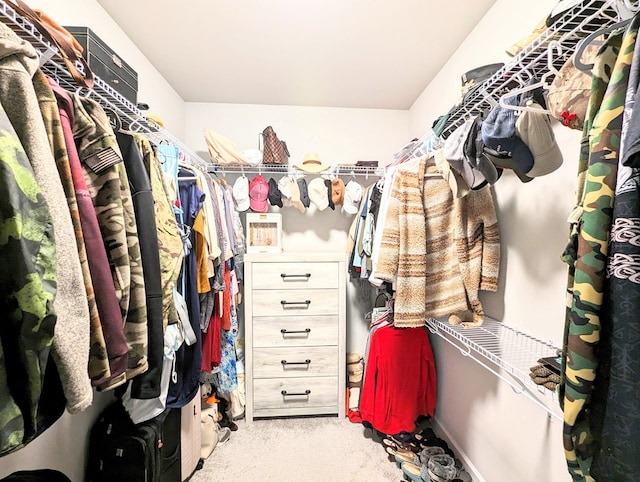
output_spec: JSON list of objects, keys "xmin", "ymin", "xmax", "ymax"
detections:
[
  {"xmin": 280, "ymin": 300, "xmax": 311, "ymax": 307},
  {"xmin": 281, "ymin": 273, "xmax": 311, "ymax": 279},
  {"xmin": 281, "ymin": 359, "xmax": 311, "ymax": 366},
  {"xmin": 280, "ymin": 328, "xmax": 311, "ymax": 335},
  {"xmin": 281, "ymin": 389, "xmax": 311, "ymax": 396}
]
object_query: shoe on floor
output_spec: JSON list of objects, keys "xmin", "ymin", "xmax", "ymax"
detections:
[
  {"xmin": 427, "ymin": 454, "xmax": 458, "ymax": 481},
  {"xmin": 217, "ymin": 425, "xmax": 231, "ymax": 445}
]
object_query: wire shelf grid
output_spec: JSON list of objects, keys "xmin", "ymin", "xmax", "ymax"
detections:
[
  {"xmin": 426, "ymin": 317, "xmax": 562, "ymax": 420},
  {"xmin": 438, "ymin": 0, "xmax": 622, "ymax": 139}
]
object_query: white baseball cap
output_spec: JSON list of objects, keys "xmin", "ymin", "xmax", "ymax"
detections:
[
  {"xmin": 232, "ymin": 175, "xmax": 250, "ymax": 211},
  {"xmin": 308, "ymin": 177, "xmax": 329, "ymax": 211},
  {"xmin": 341, "ymin": 180, "xmax": 363, "ymax": 215}
]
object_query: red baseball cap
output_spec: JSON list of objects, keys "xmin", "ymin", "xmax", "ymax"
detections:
[{"xmin": 249, "ymin": 175, "xmax": 269, "ymax": 213}]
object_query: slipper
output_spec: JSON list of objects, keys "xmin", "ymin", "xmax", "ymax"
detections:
[
  {"xmin": 401, "ymin": 461, "xmax": 429, "ymax": 482},
  {"xmin": 427, "ymin": 454, "xmax": 458, "ymax": 482}
]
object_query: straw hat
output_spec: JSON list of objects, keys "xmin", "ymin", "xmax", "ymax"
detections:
[{"xmin": 295, "ymin": 152, "xmax": 331, "ymax": 173}]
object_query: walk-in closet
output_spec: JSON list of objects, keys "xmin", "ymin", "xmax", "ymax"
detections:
[{"xmin": 0, "ymin": 0, "xmax": 638, "ymax": 481}]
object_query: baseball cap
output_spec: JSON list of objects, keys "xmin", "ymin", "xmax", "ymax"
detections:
[
  {"xmin": 308, "ymin": 177, "xmax": 329, "ymax": 211},
  {"xmin": 481, "ymin": 96, "xmax": 535, "ymax": 183},
  {"xmin": 268, "ymin": 177, "xmax": 283, "ymax": 207},
  {"xmin": 289, "ymin": 177, "xmax": 306, "ymax": 213},
  {"xmin": 278, "ymin": 176, "xmax": 294, "ymax": 206},
  {"xmin": 297, "ymin": 178, "xmax": 311, "ymax": 208},
  {"xmin": 547, "ymin": 45, "xmax": 599, "ymax": 131},
  {"xmin": 341, "ymin": 180, "xmax": 363, "ymax": 214},
  {"xmin": 331, "ymin": 178, "xmax": 345, "ymax": 206},
  {"xmin": 515, "ymin": 102, "xmax": 564, "ymax": 177},
  {"xmin": 433, "ymin": 148, "xmax": 470, "ymax": 199},
  {"xmin": 232, "ymin": 175, "xmax": 250, "ymax": 212},
  {"xmin": 444, "ymin": 119, "xmax": 482, "ymax": 189},
  {"xmin": 464, "ymin": 117, "xmax": 501, "ymax": 187},
  {"xmin": 249, "ymin": 175, "xmax": 269, "ymax": 213},
  {"xmin": 325, "ymin": 179, "xmax": 335, "ymax": 210}
]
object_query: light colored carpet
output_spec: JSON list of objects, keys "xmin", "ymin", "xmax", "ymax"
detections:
[{"xmin": 191, "ymin": 416, "xmax": 404, "ymax": 482}]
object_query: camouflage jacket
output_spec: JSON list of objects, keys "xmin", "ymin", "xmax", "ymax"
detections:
[
  {"xmin": 72, "ymin": 95, "xmax": 148, "ymax": 389},
  {"xmin": 561, "ymin": 23, "xmax": 636, "ymax": 482},
  {"xmin": 0, "ymin": 102, "xmax": 57, "ymax": 455},
  {"xmin": 33, "ymin": 70, "xmax": 93, "ymax": 413}
]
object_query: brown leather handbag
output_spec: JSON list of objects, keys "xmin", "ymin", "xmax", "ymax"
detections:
[
  {"xmin": 7, "ymin": 0, "xmax": 94, "ymax": 88},
  {"xmin": 261, "ymin": 126, "xmax": 290, "ymax": 165}
]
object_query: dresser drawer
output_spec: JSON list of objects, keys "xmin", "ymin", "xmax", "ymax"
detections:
[
  {"xmin": 252, "ymin": 316, "xmax": 339, "ymax": 347},
  {"xmin": 251, "ymin": 262, "xmax": 338, "ymax": 290},
  {"xmin": 253, "ymin": 346, "xmax": 338, "ymax": 378},
  {"xmin": 252, "ymin": 289, "xmax": 338, "ymax": 316},
  {"xmin": 252, "ymin": 377, "xmax": 338, "ymax": 410}
]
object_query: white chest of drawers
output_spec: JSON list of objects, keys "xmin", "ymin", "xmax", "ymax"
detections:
[{"xmin": 244, "ymin": 252, "xmax": 346, "ymax": 421}]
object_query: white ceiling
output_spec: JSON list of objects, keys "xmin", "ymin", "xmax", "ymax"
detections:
[{"xmin": 97, "ymin": 0, "xmax": 498, "ymax": 110}]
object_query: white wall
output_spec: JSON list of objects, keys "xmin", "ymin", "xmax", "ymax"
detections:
[
  {"xmin": 185, "ymin": 102, "xmax": 411, "ymax": 353},
  {"xmin": 0, "ymin": 1, "xmax": 185, "ymax": 480},
  {"xmin": 185, "ymin": 102, "xmax": 409, "ymax": 165},
  {"xmin": 409, "ymin": 1, "xmax": 579, "ymax": 481},
  {"xmin": 25, "ymin": 0, "xmax": 186, "ymax": 137}
]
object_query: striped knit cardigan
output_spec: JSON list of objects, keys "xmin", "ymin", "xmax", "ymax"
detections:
[{"xmin": 376, "ymin": 155, "xmax": 500, "ymax": 328}]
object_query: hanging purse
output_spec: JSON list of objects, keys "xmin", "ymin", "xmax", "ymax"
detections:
[
  {"xmin": 260, "ymin": 126, "xmax": 290, "ymax": 165},
  {"xmin": 6, "ymin": 0, "xmax": 95, "ymax": 88}
]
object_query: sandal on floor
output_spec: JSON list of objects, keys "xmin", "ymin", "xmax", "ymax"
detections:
[
  {"xmin": 385, "ymin": 446, "xmax": 416, "ymax": 467},
  {"xmin": 383, "ymin": 437, "xmax": 420, "ymax": 453}
]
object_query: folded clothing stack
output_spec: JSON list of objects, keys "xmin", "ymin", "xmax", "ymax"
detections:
[{"xmin": 347, "ymin": 352, "xmax": 364, "ymax": 410}]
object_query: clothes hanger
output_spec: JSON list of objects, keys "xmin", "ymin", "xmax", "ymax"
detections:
[
  {"xmin": 573, "ymin": 17, "xmax": 632, "ymax": 72},
  {"xmin": 498, "ymin": 41, "xmax": 563, "ymax": 114}
]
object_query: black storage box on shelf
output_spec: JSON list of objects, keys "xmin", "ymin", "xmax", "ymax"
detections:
[{"xmin": 64, "ymin": 26, "xmax": 138, "ymax": 105}]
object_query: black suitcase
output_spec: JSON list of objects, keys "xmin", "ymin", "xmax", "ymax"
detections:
[
  {"xmin": 86, "ymin": 402, "xmax": 164, "ymax": 482},
  {"xmin": 159, "ymin": 409, "xmax": 181, "ymax": 482}
]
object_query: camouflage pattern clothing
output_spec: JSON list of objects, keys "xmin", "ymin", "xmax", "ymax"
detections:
[
  {"xmin": 561, "ymin": 22, "xmax": 636, "ymax": 481},
  {"xmin": 72, "ymin": 95, "xmax": 149, "ymax": 389},
  {"xmin": 0, "ymin": 102, "xmax": 57, "ymax": 455},
  {"xmin": 33, "ymin": 70, "xmax": 94, "ymax": 413},
  {"xmin": 50, "ymin": 80, "xmax": 123, "ymax": 385},
  {"xmin": 132, "ymin": 134, "xmax": 183, "ymax": 329},
  {"xmin": 0, "ymin": 21, "xmax": 90, "ymax": 417}
]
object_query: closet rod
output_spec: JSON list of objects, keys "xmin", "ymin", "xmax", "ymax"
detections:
[{"xmin": 208, "ymin": 164, "xmax": 386, "ymax": 179}]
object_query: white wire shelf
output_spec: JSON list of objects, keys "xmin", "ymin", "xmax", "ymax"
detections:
[
  {"xmin": 437, "ymin": 0, "xmax": 623, "ymax": 140},
  {"xmin": 0, "ymin": 0, "xmax": 210, "ymax": 172},
  {"xmin": 395, "ymin": 0, "xmax": 630, "ymax": 165},
  {"xmin": 426, "ymin": 317, "xmax": 562, "ymax": 421},
  {"xmin": 208, "ymin": 163, "xmax": 385, "ymax": 179}
]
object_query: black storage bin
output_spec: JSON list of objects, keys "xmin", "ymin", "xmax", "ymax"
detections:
[{"xmin": 65, "ymin": 26, "xmax": 138, "ymax": 105}]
